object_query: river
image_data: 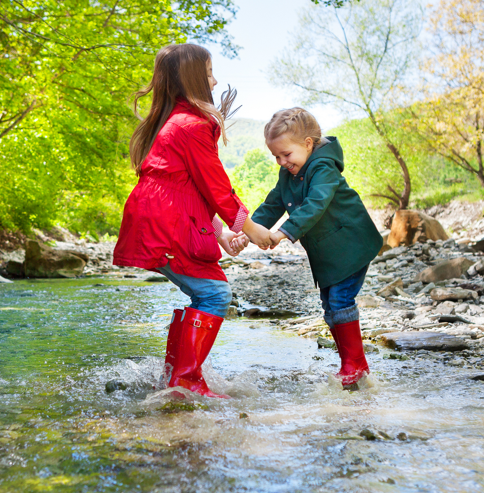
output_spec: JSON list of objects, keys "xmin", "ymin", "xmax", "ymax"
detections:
[{"xmin": 1, "ymin": 278, "xmax": 484, "ymax": 492}]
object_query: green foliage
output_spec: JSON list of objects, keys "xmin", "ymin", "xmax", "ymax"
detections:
[
  {"xmin": 331, "ymin": 114, "xmax": 480, "ymax": 209},
  {"xmin": 0, "ymin": 0, "xmax": 237, "ymax": 234},
  {"xmin": 219, "ymin": 118, "xmax": 266, "ymax": 168},
  {"xmin": 229, "ymin": 149, "xmax": 279, "ymax": 213}
]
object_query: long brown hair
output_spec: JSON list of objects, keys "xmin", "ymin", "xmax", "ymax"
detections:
[{"xmin": 130, "ymin": 44, "xmax": 237, "ymax": 176}]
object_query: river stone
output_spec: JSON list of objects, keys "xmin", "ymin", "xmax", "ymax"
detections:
[
  {"xmin": 468, "ymin": 260, "xmax": 484, "ymax": 277},
  {"xmin": 380, "ymin": 331, "xmax": 469, "ymax": 351},
  {"xmin": 434, "ymin": 301, "xmax": 455, "ymax": 315},
  {"xmin": 225, "ymin": 306, "xmax": 238, "ymax": 319},
  {"xmin": 24, "ymin": 240, "xmax": 86, "ymax": 278},
  {"xmin": 415, "ymin": 257, "xmax": 474, "ymax": 283},
  {"xmin": 357, "ymin": 295, "xmax": 380, "ymax": 308},
  {"xmin": 377, "ymin": 277, "xmax": 403, "ymax": 298},
  {"xmin": 243, "ymin": 308, "xmax": 299, "ymax": 319},
  {"xmin": 430, "ymin": 287, "xmax": 478, "ymax": 302},
  {"xmin": 388, "ymin": 210, "xmax": 448, "ymax": 248},
  {"xmin": 0, "ymin": 275, "xmax": 13, "ymax": 283},
  {"xmin": 317, "ymin": 336, "xmax": 336, "ymax": 349},
  {"xmin": 249, "ymin": 261, "xmax": 265, "ymax": 269}
]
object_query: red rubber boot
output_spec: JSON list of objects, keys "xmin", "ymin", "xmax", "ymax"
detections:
[
  {"xmin": 163, "ymin": 309, "xmax": 184, "ymax": 386},
  {"xmin": 168, "ymin": 307, "xmax": 230, "ymax": 399},
  {"xmin": 333, "ymin": 320, "xmax": 369, "ymax": 386}
]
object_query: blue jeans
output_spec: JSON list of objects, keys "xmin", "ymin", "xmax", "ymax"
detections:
[
  {"xmin": 157, "ymin": 264, "xmax": 232, "ymax": 319},
  {"xmin": 320, "ymin": 265, "xmax": 368, "ymax": 328}
]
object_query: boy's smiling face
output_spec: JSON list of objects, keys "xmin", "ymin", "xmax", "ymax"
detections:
[{"xmin": 267, "ymin": 134, "xmax": 314, "ymax": 175}]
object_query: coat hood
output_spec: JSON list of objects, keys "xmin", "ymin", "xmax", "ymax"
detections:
[{"xmin": 306, "ymin": 136, "xmax": 344, "ymax": 173}]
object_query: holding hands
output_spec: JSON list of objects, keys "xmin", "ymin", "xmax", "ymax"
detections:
[
  {"xmin": 242, "ymin": 218, "xmax": 288, "ymax": 250},
  {"xmin": 217, "ymin": 219, "xmax": 289, "ymax": 257}
]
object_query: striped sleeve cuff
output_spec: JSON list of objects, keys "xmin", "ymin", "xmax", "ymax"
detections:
[
  {"xmin": 212, "ymin": 216, "xmax": 224, "ymax": 238},
  {"xmin": 279, "ymin": 227, "xmax": 296, "ymax": 243},
  {"xmin": 231, "ymin": 207, "xmax": 248, "ymax": 234}
]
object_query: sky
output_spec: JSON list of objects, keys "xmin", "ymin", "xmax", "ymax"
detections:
[{"xmin": 206, "ymin": 0, "xmax": 343, "ymax": 130}]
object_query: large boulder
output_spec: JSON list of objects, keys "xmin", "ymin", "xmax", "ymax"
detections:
[
  {"xmin": 388, "ymin": 210, "xmax": 448, "ymax": 248},
  {"xmin": 415, "ymin": 257, "xmax": 474, "ymax": 283},
  {"xmin": 24, "ymin": 240, "xmax": 86, "ymax": 278}
]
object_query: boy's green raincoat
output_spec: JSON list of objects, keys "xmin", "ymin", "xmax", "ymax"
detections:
[{"xmin": 251, "ymin": 137, "xmax": 383, "ymax": 288}]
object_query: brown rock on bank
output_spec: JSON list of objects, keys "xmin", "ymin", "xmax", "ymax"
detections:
[
  {"xmin": 388, "ymin": 210, "xmax": 449, "ymax": 248},
  {"xmin": 25, "ymin": 240, "xmax": 86, "ymax": 278},
  {"xmin": 415, "ymin": 257, "xmax": 475, "ymax": 283}
]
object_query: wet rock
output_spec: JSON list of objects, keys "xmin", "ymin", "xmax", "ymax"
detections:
[
  {"xmin": 401, "ymin": 311, "xmax": 416, "ymax": 320},
  {"xmin": 470, "ymin": 374, "xmax": 484, "ymax": 381},
  {"xmin": 0, "ymin": 275, "xmax": 13, "ymax": 283},
  {"xmin": 249, "ymin": 261, "xmax": 266, "ymax": 269},
  {"xmin": 105, "ymin": 380, "xmax": 128, "ymax": 393},
  {"xmin": 415, "ymin": 257, "xmax": 474, "ymax": 283},
  {"xmin": 244, "ymin": 308, "xmax": 299, "ymax": 319},
  {"xmin": 388, "ymin": 210, "xmax": 448, "ymax": 248},
  {"xmin": 359, "ymin": 428, "xmax": 378, "ymax": 441},
  {"xmin": 373, "ymin": 246, "xmax": 407, "ymax": 263},
  {"xmin": 418, "ymin": 282, "xmax": 436, "ymax": 295},
  {"xmin": 380, "ymin": 331, "xmax": 469, "ymax": 351},
  {"xmin": 24, "ymin": 240, "xmax": 86, "ymax": 278},
  {"xmin": 430, "ymin": 288, "xmax": 478, "ymax": 302},
  {"xmin": 363, "ymin": 343, "xmax": 379, "ymax": 353},
  {"xmin": 145, "ymin": 275, "xmax": 169, "ymax": 282},
  {"xmin": 396, "ymin": 432, "xmax": 408, "ymax": 441},
  {"xmin": 472, "ymin": 238, "xmax": 484, "ymax": 252},
  {"xmin": 429, "ymin": 314, "xmax": 470, "ymax": 324},
  {"xmin": 383, "ymin": 353, "xmax": 409, "ymax": 361},
  {"xmin": 448, "ymin": 358, "xmax": 465, "ymax": 367},
  {"xmin": 317, "ymin": 336, "xmax": 336, "ymax": 349},
  {"xmin": 377, "ymin": 277, "xmax": 403, "ymax": 298},
  {"xmin": 225, "ymin": 306, "xmax": 238, "ymax": 320},
  {"xmin": 6, "ymin": 260, "xmax": 24, "ymax": 277},
  {"xmin": 467, "ymin": 260, "xmax": 484, "ymax": 277},
  {"xmin": 239, "ymin": 412, "xmax": 249, "ymax": 419}
]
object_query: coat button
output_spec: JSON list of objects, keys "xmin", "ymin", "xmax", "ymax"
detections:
[
  {"xmin": 288, "ymin": 203, "xmax": 292, "ymax": 207},
  {"xmin": 165, "ymin": 253, "xmax": 175, "ymax": 259},
  {"xmin": 201, "ymin": 227, "xmax": 207, "ymax": 233},
  {"xmin": 300, "ymin": 177, "xmax": 303, "ymax": 181},
  {"xmin": 231, "ymin": 188, "xmax": 235, "ymax": 194}
]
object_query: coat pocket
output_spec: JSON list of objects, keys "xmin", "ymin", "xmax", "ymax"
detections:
[{"xmin": 188, "ymin": 216, "xmax": 222, "ymax": 263}]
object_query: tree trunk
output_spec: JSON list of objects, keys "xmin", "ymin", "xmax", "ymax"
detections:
[{"xmin": 367, "ymin": 111, "xmax": 411, "ymax": 210}]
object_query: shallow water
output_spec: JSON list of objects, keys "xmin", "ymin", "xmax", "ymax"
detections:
[{"xmin": 1, "ymin": 279, "xmax": 484, "ymax": 492}]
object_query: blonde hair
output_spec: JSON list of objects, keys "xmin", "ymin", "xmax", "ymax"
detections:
[{"xmin": 264, "ymin": 107, "xmax": 327, "ymax": 149}]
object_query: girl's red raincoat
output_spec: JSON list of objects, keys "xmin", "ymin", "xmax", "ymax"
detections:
[{"xmin": 113, "ymin": 99, "xmax": 248, "ymax": 281}]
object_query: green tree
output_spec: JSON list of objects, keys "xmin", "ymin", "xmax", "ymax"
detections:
[
  {"xmin": 0, "ymin": 0, "xmax": 238, "ymax": 234},
  {"xmin": 405, "ymin": 0, "xmax": 484, "ymax": 187},
  {"xmin": 230, "ymin": 149, "xmax": 278, "ymax": 213},
  {"xmin": 270, "ymin": 0, "xmax": 422, "ymax": 209}
]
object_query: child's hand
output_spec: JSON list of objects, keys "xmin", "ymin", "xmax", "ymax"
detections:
[
  {"xmin": 229, "ymin": 232, "xmax": 249, "ymax": 253},
  {"xmin": 242, "ymin": 218, "xmax": 273, "ymax": 249},
  {"xmin": 269, "ymin": 231, "xmax": 287, "ymax": 249},
  {"xmin": 217, "ymin": 231, "xmax": 246, "ymax": 257}
]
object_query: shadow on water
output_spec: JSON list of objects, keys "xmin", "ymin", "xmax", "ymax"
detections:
[{"xmin": 1, "ymin": 279, "xmax": 484, "ymax": 492}]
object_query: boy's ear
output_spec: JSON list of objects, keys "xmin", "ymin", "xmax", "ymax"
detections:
[{"xmin": 305, "ymin": 137, "xmax": 314, "ymax": 151}]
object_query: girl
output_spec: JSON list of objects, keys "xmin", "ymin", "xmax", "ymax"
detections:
[
  {"xmin": 113, "ymin": 44, "xmax": 272, "ymax": 398},
  {"xmin": 251, "ymin": 108, "xmax": 383, "ymax": 387}
]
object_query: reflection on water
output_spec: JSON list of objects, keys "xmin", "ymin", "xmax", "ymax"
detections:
[{"xmin": 1, "ymin": 279, "xmax": 484, "ymax": 492}]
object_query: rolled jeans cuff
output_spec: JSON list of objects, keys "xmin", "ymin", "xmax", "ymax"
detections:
[
  {"xmin": 332, "ymin": 305, "xmax": 359, "ymax": 325},
  {"xmin": 323, "ymin": 313, "xmax": 334, "ymax": 330}
]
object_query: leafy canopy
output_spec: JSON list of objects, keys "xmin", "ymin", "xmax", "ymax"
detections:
[{"xmin": 0, "ymin": 0, "xmax": 237, "ymax": 234}]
